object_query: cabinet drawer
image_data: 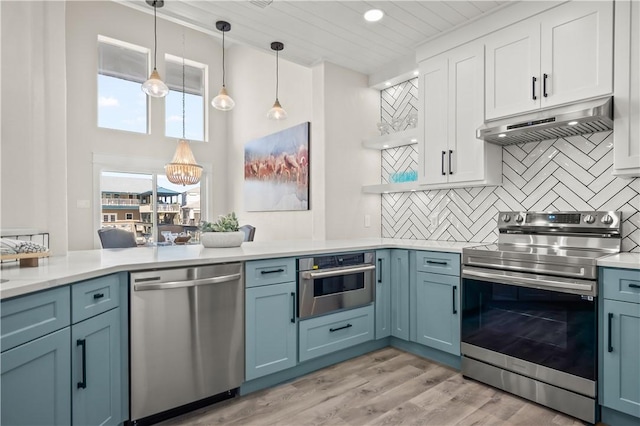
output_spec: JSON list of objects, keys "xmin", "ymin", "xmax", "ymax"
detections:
[
  {"xmin": 298, "ymin": 305, "xmax": 374, "ymax": 362},
  {"xmin": 72, "ymin": 274, "xmax": 120, "ymax": 323},
  {"xmin": 1, "ymin": 286, "xmax": 70, "ymax": 352},
  {"xmin": 603, "ymin": 268, "xmax": 640, "ymax": 304},
  {"xmin": 415, "ymin": 251, "xmax": 460, "ymax": 276},
  {"xmin": 245, "ymin": 258, "xmax": 296, "ymax": 288}
]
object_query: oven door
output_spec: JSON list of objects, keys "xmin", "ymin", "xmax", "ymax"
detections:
[
  {"xmin": 299, "ymin": 264, "xmax": 375, "ymax": 319},
  {"xmin": 461, "ymin": 267, "xmax": 597, "ymax": 396}
]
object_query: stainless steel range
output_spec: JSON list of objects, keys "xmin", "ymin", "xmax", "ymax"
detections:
[{"xmin": 461, "ymin": 211, "xmax": 622, "ymax": 424}]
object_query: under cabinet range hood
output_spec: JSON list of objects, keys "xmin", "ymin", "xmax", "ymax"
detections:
[{"xmin": 476, "ymin": 97, "xmax": 613, "ymax": 145}]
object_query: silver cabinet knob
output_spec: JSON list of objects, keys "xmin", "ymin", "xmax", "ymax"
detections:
[
  {"xmin": 502, "ymin": 214, "xmax": 511, "ymax": 222},
  {"xmin": 601, "ymin": 214, "xmax": 613, "ymax": 225},
  {"xmin": 584, "ymin": 215, "xmax": 595, "ymax": 224},
  {"xmin": 515, "ymin": 214, "xmax": 524, "ymax": 223}
]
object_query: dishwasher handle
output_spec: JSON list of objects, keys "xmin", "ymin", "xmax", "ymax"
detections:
[{"xmin": 134, "ymin": 273, "xmax": 241, "ymax": 291}]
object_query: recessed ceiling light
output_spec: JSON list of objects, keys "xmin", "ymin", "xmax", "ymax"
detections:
[
  {"xmin": 498, "ymin": 133, "xmax": 507, "ymax": 138},
  {"xmin": 364, "ymin": 9, "xmax": 384, "ymax": 22},
  {"xmin": 568, "ymin": 121, "xmax": 579, "ymax": 126}
]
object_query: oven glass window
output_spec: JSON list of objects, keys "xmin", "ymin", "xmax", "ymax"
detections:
[
  {"xmin": 314, "ymin": 274, "xmax": 365, "ymax": 297},
  {"xmin": 462, "ymin": 279, "xmax": 596, "ymax": 380}
]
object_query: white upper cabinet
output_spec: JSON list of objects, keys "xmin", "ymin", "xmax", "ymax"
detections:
[
  {"xmin": 613, "ymin": 0, "xmax": 640, "ymax": 177},
  {"xmin": 419, "ymin": 42, "xmax": 501, "ymax": 188},
  {"xmin": 485, "ymin": 1, "xmax": 613, "ymax": 120}
]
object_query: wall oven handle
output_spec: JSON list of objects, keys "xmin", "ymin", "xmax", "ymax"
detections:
[
  {"xmin": 330, "ymin": 323, "xmax": 352, "ymax": 332},
  {"xmin": 301, "ymin": 264, "xmax": 376, "ymax": 280},
  {"xmin": 462, "ymin": 267, "xmax": 595, "ymax": 296},
  {"xmin": 452, "ymin": 285, "xmax": 457, "ymax": 314},
  {"xmin": 134, "ymin": 274, "xmax": 241, "ymax": 291},
  {"xmin": 608, "ymin": 312, "xmax": 613, "ymax": 353},
  {"xmin": 291, "ymin": 292, "xmax": 296, "ymax": 323}
]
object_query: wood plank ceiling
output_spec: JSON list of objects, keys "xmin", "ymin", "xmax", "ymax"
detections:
[{"xmin": 122, "ymin": 1, "xmax": 507, "ymax": 76}]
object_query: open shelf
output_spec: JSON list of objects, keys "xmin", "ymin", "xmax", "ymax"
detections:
[{"xmin": 362, "ymin": 127, "xmax": 419, "ymax": 150}]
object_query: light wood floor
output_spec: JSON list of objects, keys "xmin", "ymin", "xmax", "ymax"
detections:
[{"xmin": 159, "ymin": 347, "xmax": 586, "ymax": 426}]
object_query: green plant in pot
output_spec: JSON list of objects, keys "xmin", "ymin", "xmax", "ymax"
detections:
[{"xmin": 199, "ymin": 212, "xmax": 244, "ymax": 248}]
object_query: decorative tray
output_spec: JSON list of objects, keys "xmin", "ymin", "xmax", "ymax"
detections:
[{"xmin": 1, "ymin": 251, "xmax": 50, "ymax": 267}]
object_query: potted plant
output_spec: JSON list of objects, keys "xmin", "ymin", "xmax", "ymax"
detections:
[{"xmin": 199, "ymin": 212, "xmax": 245, "ymax": 248}]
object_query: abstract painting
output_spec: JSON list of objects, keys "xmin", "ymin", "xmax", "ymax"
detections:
[{"xmin": 244, "ymin": 122, "xmax": 310, "ymax": 211}]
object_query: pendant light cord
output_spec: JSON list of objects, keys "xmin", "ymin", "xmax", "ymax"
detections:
[
  {"xmin": 153, "ymin": 3, "xmax": 158, "ymax": 69},
  {"xmin": 182, "ymin": 32, "xmax": 186, "ymax": 139},
  {"xmin": 222, "ymin": 29, "xmax": 226, "ymax": 87},
  {"xmin": 275, "ymin": 48, "xmax": 279, "ymax": 100}
]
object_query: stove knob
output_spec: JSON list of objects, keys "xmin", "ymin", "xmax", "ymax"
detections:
[
  {"xmin": 502, "ymin": 214, "xmax": 511, "ymax": 223},
  {"xmin": 584, "ymin": 214, "xmax": 596, "ymax": 224},
  {"xmin": 601, "ymin": 214, "xmax": 614, "ymax": 225},
  {"xmin": 515, "ymin": 214, "xmax": 524, "ymax": 223}
]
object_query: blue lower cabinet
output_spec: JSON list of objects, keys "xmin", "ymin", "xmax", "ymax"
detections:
[
  {"xmin": 375, "ymin": 250, "xmax": 391, "ymax": 339},
  {"xmin": 602, "ymin": 299, "xmax": 640, "ymax": 419},
  {"xmin": 299, "ymin": 305, "xmax": 374, "ymax": 362},
  {"xmin": 72, "ymin": 308, "xmax": 122, "ymax": 426},
  {"xmin": 391, "ymin": 250, "xmax": 410, "ymax": 340},
  {"xmin": 1, "ymin": 327, "xmax": 72, "ymax": 426},
  {"xmin": 414, "ymin": 271, "xmax": 460, "ymax": 356},
  {"xmin": 246, "ymin": 281, "xmax": 297, "ymax": 381}
]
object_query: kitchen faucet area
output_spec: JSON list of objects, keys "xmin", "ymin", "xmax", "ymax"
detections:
[{"xmin": 1, "ymin": 1, "xmax": 639, "ymax": 426}]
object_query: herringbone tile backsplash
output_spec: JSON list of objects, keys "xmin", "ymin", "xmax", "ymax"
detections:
[{"xmin": 380, "ymin": 79, "xmax": 640, "ymax": 252}]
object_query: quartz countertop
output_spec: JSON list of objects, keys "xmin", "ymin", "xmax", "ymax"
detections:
[
  {"xmin": 0, "ymin": 238, "xmax": 477, "ymax": 300},
  {"xmin": 597, "ymin": 253, "xmax": 640, "ymax": 270}
]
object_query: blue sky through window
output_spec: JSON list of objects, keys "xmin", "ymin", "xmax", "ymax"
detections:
[
  {"xmin": 165, "ymin": 91, "xmax": 204, "ymax": 141},
  {"xmin": 98, "ymin": 74, "xmax": 147, "ymax": 133}
]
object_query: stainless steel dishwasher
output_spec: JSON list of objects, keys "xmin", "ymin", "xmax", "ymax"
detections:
[{"xmin": 129, "ymin": 263, "xmax": 244, "ymax": 424}]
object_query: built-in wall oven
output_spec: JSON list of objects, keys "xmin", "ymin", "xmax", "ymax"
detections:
[
  {"xmin": 461, "ymin": 211, "xmax": 622, "ymax": 424},
  {"xmin": 298, "ymin": 252, "xmax": 375, "ymax": 319}
]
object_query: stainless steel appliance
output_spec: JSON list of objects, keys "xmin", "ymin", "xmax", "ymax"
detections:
[
  {"xmin": 298, "ymin": 252, "xmax": 375, "ymax": 319},
  {"xmin": 461, "ymin": 211, "xmax": 621, "ymax": 423},
  {"xmin": 129, "ymin": 263, "xmax": 244, "ymax": 424}
]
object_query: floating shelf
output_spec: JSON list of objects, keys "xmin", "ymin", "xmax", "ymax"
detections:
[
  {"xmin": 362, "ymin": 182, "xmax": 422, "ymax": 194},
  {"xmin": 362, "ymin": 127, "xmax": 419, "ymax": 150}
]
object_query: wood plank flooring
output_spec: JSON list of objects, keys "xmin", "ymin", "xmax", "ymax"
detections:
[{"xmin": 159, "ymin": 348, "xmax": 586, "ymax": 426}]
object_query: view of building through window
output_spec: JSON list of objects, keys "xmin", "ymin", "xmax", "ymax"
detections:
[{"xmin": 100, "ymin": 171, "xmax": 201, "ymax": 244}]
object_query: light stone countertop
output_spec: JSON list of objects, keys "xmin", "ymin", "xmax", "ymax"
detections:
[
  {"xmin": 597, "ymin": 253, "xmax": 640, "ymax": 270},
  {"xmin": 0, "ymin": 238, "xmax": 477, "ymax": 300}
]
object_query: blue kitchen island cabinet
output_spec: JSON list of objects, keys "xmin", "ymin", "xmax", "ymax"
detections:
[
  {"xmin": 375, "ymin": 250, "xmax": 391, "ymax": 339},
  {"xmin": 1, "ymin": 328, "xmax": 72, "ymax": 425},
  {"xmin": 245, "ymin": 259, "xmax": 297, "ymax": 381},
  {"xmin": 601, "ymin": 268, "xmax": 640, "ymax": 421},
  {"xmin": 390, "ymin": 250, "xmax": 410, "ymax": 340}
]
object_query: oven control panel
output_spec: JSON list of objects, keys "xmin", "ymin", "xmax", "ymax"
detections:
[{"xmin": 498, "ymin": 211, "xmax": 622, "ymax": 230}]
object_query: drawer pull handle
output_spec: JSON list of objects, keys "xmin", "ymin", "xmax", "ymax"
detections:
[
  {"xmin": 330, "ymin": 323, "xmax": 352, "ymax": 332},
  {"xmin": 628, "ymin": 284, "xmax": 640, "ymax": 289},
  {"xmin": 261, "ymin": 268, "xmax": 284, "ymax": 275},
  {"xmin": 426, "ymin": 260, "xmax": 448, "ymax": 266},
  {"xmin": 608, "ymin": 312, "xmax": 613, "ymax": 353},
  {"xmin": 77, "ymin": 339, "xmax": 87, "ymax": 389},
  {"xmin": 93, "ymin": 293, "xmax": 104, "ymax": 300},
  {"xmin": 291, "ymin": 292, "xmax": 296, "ymax": 324}
]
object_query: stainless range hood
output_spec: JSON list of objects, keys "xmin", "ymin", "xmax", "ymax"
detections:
[{"xmin": 476, "ymin": 97, "xmax": 613, "ymax": 145}]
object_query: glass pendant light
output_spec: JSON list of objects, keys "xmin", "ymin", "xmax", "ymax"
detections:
[
  {"xmin": 211, "ymin": 21, "xmax": 235, "ymax": 111},
  {"xmin": 165, "ymin": 34, "xmax": 202, "ymax": 186},
  {"xmin": 267, "ymin": 41, "xmax": 287, "ymax": 120},
  {"xmin": 142, "ymin": 0, "xmax": 169, "ymax": 98}
]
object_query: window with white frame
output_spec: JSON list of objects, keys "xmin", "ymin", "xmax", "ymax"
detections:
[
  {"xmin": 165, "ymin": 54, "xmax": 206, "ymax": 142},
  {"xmin": 125, "ymin": 213, "xmax": 134, "ymax": 220},
  {"xmin": 97, "ymin": 36, "xmax": 149, "ymax": 134},
  {"xmin": 103, "ymin": 214, "xmax": 117, "ymax": 222}
]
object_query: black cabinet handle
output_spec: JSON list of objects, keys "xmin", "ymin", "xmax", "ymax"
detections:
[
  {"xmin": 441, "ymin": 151, "xmax": 446, "ymax": 175},
  {"xmin": 628, "ymin": 283, "xmax": 640, "ymax": 289},
  {"xmin": 377, "ymin": 259, "xmax": 382, "ymax": 283},
  {"xmin": 77, "ymin": 339, "xmax": 87, "ymax": 389},
  {"xmin": 261, "ymin": 268, "xmax": 284, "ymax": 275},
  {"xmin": 93, "ymin": 293, "xmax": 104, "ymax": 300},
  {"xmin": 448, "ymin": 150, "xmax": 453, "ymax": 175},
  {"xmin": 543, "ymin": 73, "xmax": 548, "ymax": 97},
  {"xmin": 452, "ymin": 286, "xmax": 457, "ymax": 315},
  {"xmin": 330, "ymin": 323, "xmax": 352, "ymax": 332},
  {"xmin": 532, "ymin": 76, "xmax": 537, "ymax": 100},
  {"xmin": 608, "ymin": 312, "xmax": 613, "ymax": 353},
  {"xmin": 427, "ymin": 260, "xmax": 448, "ymax": 265},
  {"xmin": 290, "ymin": 292, "xmax": 296, "ymax": 323}
]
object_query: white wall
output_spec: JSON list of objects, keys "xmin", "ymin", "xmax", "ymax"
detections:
[
  {"xmin": 1, "ymin": 1, "xmax": 68, "ymax": 254},
  {"xmin": 65, "ymin": 1, "xmax": 227, "ymax": 250}
]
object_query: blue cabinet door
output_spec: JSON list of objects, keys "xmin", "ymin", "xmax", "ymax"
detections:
[
  {"xmin": 391, "ymin": 250, "xmax": 410, "ymax": 340},
  {"xmin": 414, "ymin": 271, "xmax": 460, "ymax": 355},
  {"xmin": 375, "ymin": 250, "xmax": 391, "ymax": 339},
  {"xmin": 72, "ymin": 308, "xmax": 121, "ymax": 426},
  {"xmin": 603, "ymin": 299, "xmax": 640, "ymax": 418},
  {"xmin": 1, "ymin": 328, "xmax": 71, "ymax": 426},
  {"xmin": 246, "ymin": 281, "xmax": 297, "ymax": 380}
]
